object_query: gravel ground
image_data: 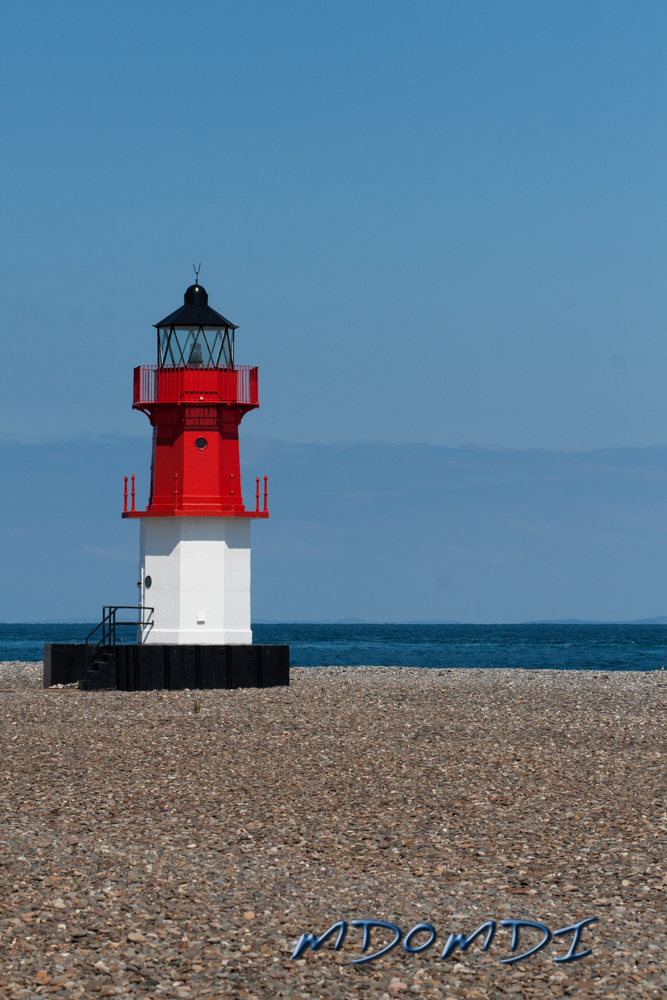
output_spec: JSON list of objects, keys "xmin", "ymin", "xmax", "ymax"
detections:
[
  {"xmin": 0, "ymin": 661, "xmax": 43, "ymax": 690},
  {"xmin": 1, "ymin": 663, "xmax": 666, "ymax": 999}
]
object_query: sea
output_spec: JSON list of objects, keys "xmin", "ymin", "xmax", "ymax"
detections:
[{"xmin": 1, "ymin": 622, "xmax": 666, "ymax": 671}]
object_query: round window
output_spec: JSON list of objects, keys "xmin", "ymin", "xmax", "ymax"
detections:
[
  {"xmin": 195, "ymin": 437, "xmax": 207, "ymax": 450},
  {"xmin": 144, "ymin": 575, "xmax": 152, "ymax": 589}
]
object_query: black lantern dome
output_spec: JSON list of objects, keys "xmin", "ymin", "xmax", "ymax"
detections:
[{"xmin": 155, "ymin": 284, "xmax": 238, "ymax": 368}]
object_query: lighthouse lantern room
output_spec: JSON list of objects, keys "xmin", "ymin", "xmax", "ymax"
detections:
[{"xmin": 123, "ymin": 279, "xmax": 268, "ymax": 645}]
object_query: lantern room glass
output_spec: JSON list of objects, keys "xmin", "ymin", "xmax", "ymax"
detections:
[{"xmin": 157, "ymin": 326, "xmax": 235, "ymax": 368}]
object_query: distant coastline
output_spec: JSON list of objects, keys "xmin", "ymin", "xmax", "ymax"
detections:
[
  {"xmin": 252, "ymin": 616, "xmax": 667, "ymax": 625},
  {"xmin": 2, "ymin": 616, "xmax": 667, "ymax": 626}
]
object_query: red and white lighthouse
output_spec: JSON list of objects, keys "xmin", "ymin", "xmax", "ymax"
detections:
[{"xmin": 122, "ymin": 279, "xmax": 268, "ymax": 645}]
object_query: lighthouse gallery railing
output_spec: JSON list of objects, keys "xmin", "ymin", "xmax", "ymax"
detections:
[{"xmin": 133, "ymin": 365, "xmax": 258, "ymax": 406}]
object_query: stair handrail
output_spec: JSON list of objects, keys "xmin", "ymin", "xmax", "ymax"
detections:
[{"xmin": 85, "ymin": 606, "xmax": 154, "ymax": 672}]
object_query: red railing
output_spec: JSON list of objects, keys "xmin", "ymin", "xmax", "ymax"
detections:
[
  {"xmin": 123, "ymin": 476, "xmax": 136, "ymax": 514},
  {"xmin": 133, "ymin": 365, "xmax": 258, "ymax": 406},
  {"xmin": 255, "ymin": 476, "xmax": 268, "ymax": 513},
  {"xmin": 123, "ymin": 475, "xmax": 136, "ymax": 513},
  {"xmin": 123, "ymin": 473, "xmax": 268, "ymax": 517}
]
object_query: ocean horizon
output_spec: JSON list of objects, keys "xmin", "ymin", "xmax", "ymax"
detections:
[
  {"xmin": 5, "ymin": 615, "xmax": 667, "ymax": 625},
  {"xmin": 2, "ymin": 621, "xmax": 666, "ymax": 671}
]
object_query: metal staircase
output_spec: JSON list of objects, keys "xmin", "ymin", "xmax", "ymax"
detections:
[{"xmin": 80, "ymin": 606, "xmax": 154, "ymax": 690}]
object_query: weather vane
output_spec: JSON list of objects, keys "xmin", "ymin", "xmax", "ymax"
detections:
[{"xmin": 193, "ymin": 263, "xmax": 201, "ymax": 285}]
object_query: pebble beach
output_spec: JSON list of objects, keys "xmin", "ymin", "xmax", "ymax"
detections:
[{"xmin": 0, "ymin": 662, "xmax": 665, "ymax": 999}]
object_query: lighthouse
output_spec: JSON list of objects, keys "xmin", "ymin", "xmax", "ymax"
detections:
[
  {"xmin": 43, "ymin": 275, "xmax": 287, "ymax": 691},
  {"xmin": 122, "ymin": 279, "xmax": 268, "ymax": 645}
]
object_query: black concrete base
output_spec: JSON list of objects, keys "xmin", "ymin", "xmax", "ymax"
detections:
[
  {"xmin": 43, "ymin": 643, "xmax": 289, "ymax": 692},
  {"xmin": 43, "ymin": 644, "xmax": 88, "ymax": 687}
]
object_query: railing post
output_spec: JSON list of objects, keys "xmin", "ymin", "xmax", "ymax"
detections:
[
  {"xmin": 123, "ymin": 477, "xmax": 128, "ymax": 513},
  {"xmin": 255, "ymin": 477, "xmax": 260, "ymax": 512},
  {"xmin": 131, "ymin": 475, "xmax": 136, "ymax": 512},
  {"xmin": 263, "ymin": 475, "xmax": 268, "ymax": 513}
]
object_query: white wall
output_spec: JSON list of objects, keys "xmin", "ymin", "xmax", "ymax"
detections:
[{"xmin": 138, "ymin": 517, "xmax": 252, "ymax": 644}]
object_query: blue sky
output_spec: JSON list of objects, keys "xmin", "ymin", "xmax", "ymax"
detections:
[
  {"xmin": 2, "ymin": 1, "xmax": 667, "ymax": 449},
  {"xmin": 1, "ymin": 2, "xmax": 667, "ymax": 621},
  {"xmin": 2, "ymin": 437, "xmax": 667, "ymax": 623}
]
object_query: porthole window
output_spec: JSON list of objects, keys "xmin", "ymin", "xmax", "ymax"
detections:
[
  {"xmin": 145, "ymin": 575, "xmax": 152, "ymax": 589},
  {"xmin": 195, "ymin": 437, "xmax": 207, "ymax": 450}
]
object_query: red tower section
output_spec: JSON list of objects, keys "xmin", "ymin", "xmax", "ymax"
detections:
[{"xmin": 123, "ymin": 282, "xmax": 267, "ymax": 519}]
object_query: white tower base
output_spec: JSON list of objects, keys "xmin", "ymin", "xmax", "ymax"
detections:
[{"xmin": 138, "ymin": 517, "xmax": 252, "ymax": 645}]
